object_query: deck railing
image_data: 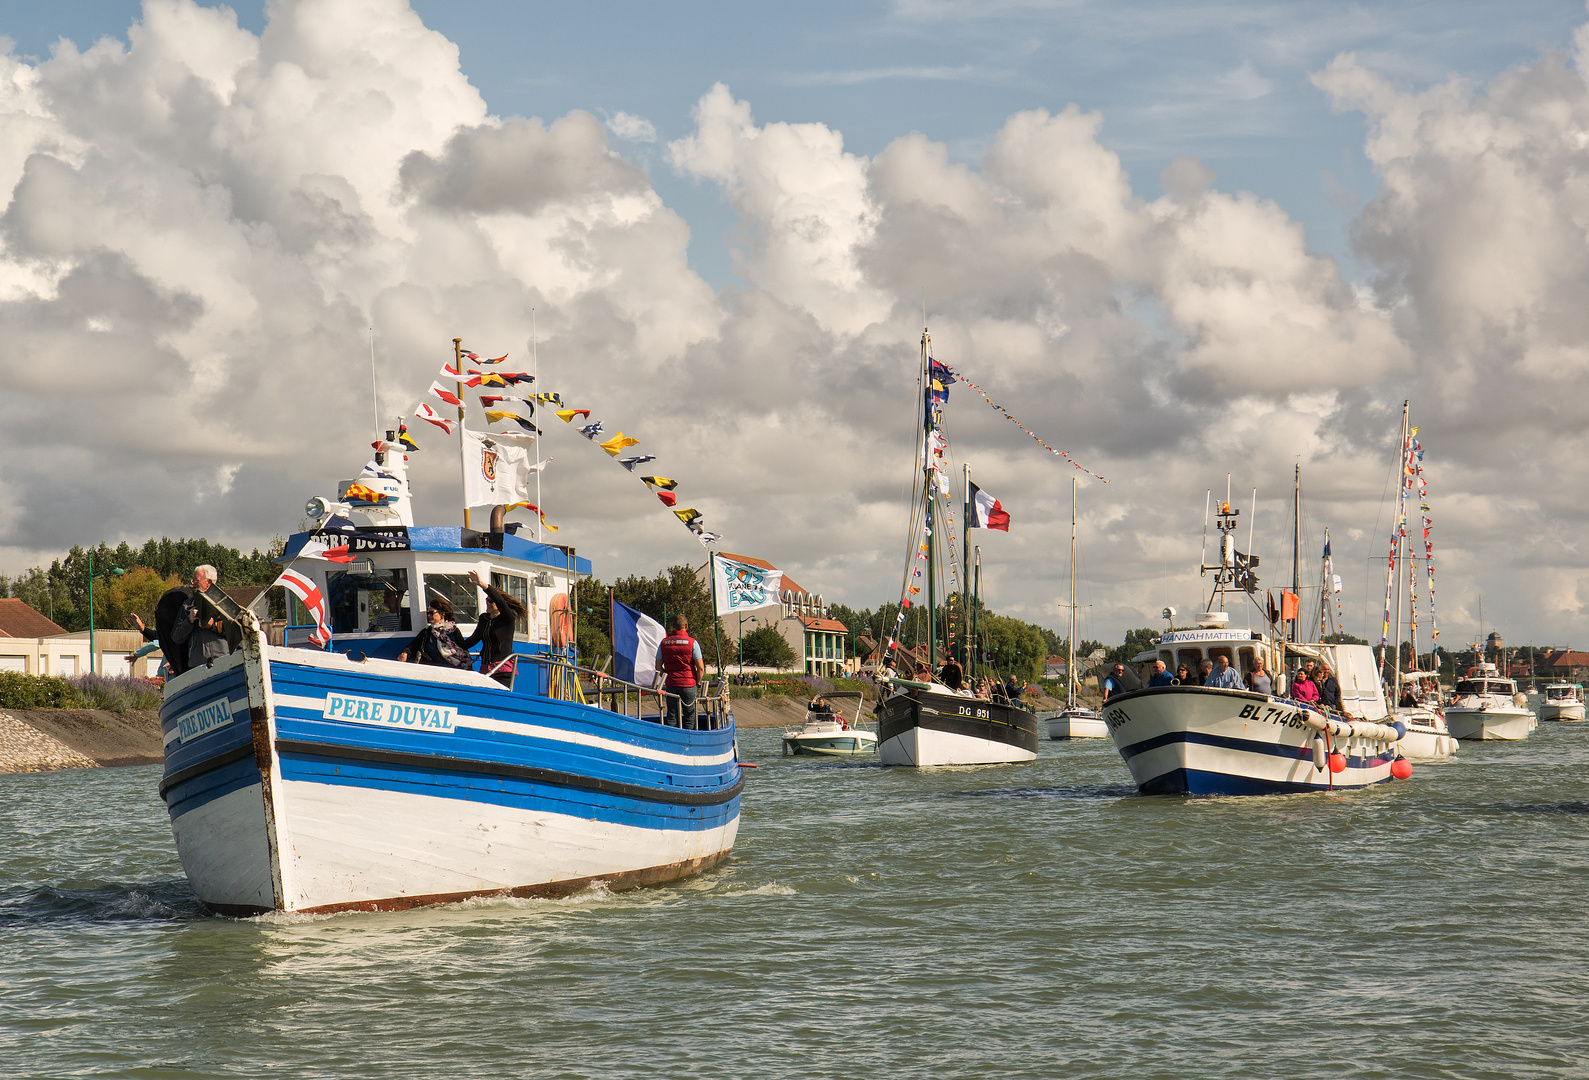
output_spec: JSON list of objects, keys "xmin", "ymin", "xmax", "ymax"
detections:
[{"xmin": 519, "ymin": 654, "xmax": 733, "ymax": 729}]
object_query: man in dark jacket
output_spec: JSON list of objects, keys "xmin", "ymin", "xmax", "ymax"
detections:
[
  {"xmin": 133, "ymin": 584, "xmax": 193, "ymax": 678},
  {"xmin": 654, "ymin": 613, "xmax": 706, "ymax": 728},
  {"xmin": 171, "ymin": 566, "xmax": 230, "ymax": 670},
  {"xmin": 1318, "ymin": 663, "xmax": 1343, "ymax": 712}
]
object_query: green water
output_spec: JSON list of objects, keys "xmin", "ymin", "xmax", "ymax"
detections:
[{"xmin": 3, "ymin": 724, "xmax": 1588, "ymax": 1079}]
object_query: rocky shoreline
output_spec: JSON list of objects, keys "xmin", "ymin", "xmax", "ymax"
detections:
[{"xmin": 0, "ymin": 709, "xmax": 164, "ymax": 773}]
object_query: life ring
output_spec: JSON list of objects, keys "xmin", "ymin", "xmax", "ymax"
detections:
[{"xmin": 549, "ymin": 592, "xmax": 573, "ymax": 648}]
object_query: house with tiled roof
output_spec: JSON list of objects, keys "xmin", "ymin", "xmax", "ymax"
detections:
[
  {"xmin": 1543, "ymin": 649, "xmax": 1589, "ymax": 682},
  {"xmin": 0, "ymin": 598, "xmax": 67, "ymax": 639},
  {"xmin": 700, "ymin": 554, "xmax": 854, "ymax": 678}
]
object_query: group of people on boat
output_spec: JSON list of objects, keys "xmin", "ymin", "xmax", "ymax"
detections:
[
  {"xmin": 1105, "ymin": 655, "xmax": 1346, "ymax": 713},
  {"xmin": 398, "ymin": 569, "xmax": 524, "ymax": 687}
]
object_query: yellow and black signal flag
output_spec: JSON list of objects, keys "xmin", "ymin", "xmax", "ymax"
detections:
[
  {"xmin": 397, "ymin": 425, "xmax": 419, "ymax": 452},
  {"xmin": 641, "ymin": 476, "xmax": 677, "ymax": 491},
  {"xmin": 673, "ymin": 507, "xmax": 701, "ymax": 527}
]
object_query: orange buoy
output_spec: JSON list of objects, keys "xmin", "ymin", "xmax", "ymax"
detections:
[
  {"xmin": 1390, "ymin": 758, "xmax": 1412, "ymax": 780},
  {"xmin": 1328, "ymin": 752, "xmax": 1347, "ymax": 774}
]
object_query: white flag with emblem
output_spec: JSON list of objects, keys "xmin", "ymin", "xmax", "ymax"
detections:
[{"xmin": 461, "ymin": 428, "xmax": 534, "ymax": 507}]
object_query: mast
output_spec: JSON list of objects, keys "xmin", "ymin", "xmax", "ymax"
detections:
[
  {"xmin": 1068, "ymin": 476, "xmax": 1077, "ymax": 711},
  {"xmin": 1290, "ymin": 464, "xmax": 1300, "ymax": 643},
  {"xmin": 972, "ymin": 547, "xmax": 981, "ymax": 683},
  {"xmin": 923, "ymin": 327, "xmax": 937, "ymax": 678},
  {"xmin": 531, "ymin": 310, "xmax": 543, "ymax": 542},
  {"xmin": 962, "ymin": 462, "xmax": 971, "ymax": 669},
  {"xmin": 369, "ymin": 326, "xmax": 380, "ymax": 444},
  {"xmin": 454, "ymin": 337, "xmax": 470, "ymax": 530},
  {"xmin": 1393, "ymin": 400, "xmax": 1409, "ymax": 679}
]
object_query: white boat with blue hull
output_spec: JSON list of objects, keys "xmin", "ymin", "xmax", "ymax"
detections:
[
  {"xmin": 1108, "ymin": 486, "xmax": 1407, "ymax": 796},
  {"xmin": 159, "ymin": 417, "xmax": 741, "ymax": 916}
]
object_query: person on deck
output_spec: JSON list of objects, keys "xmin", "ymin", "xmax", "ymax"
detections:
[
  {"xmin": 1148, "ymin": 659, "xmax": 1176, "ymax": 687},
  {"xmin": 170, "ymin": 565, "xmax": 231, "ymax": 669},
  {"xmin": 654, "ymin": 613, "xmax": 707, "ymax": 729},
  {"xmin": 1318, "ymin": 663, "xmax": 1342, "ymax": 711},
  {"xmin": 1004, "ymin": 674, "xmax": 1025, "ymax": 708},
  {"xmin": 1198, "ymin": 659, "xmax": 1215, "ymax": 686},
  {"xmin": 1103, "ymin": 664, "xmax": 1128, "ymax": 701},
  {"xmin": 1207, "ymin": 654, "xmax": 1245, "ymax": 690},
  {"xmin": 1249, "ymin": 661, "xmax": 1273, "ymax": 696},
  {"xmin": 1292, "ymin": 670, "xmax": 1321, "ymax": 704},
  {"xmin": 397, "ymin": 598, "xmax": 470, "ymax": 668},
  {"xmin": 1176, "ymin": 662, "xmax": 1198, "ymax": 686},
  {"xmin": 463, "ymin": 570, "xmax": 524, "ymax": 687},
  {"xmin": 938, "ymin": 655, "xmax": 964, "ymax": 691}
]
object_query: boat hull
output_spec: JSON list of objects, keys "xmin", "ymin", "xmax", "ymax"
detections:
[
  {"xmin": 877, "ymin": 690, "xmax": 1038, "ymax": 767},
  {"xmin": 1103, "ymin": 686, "xmax": 1397, "ymax": 795},
  {"xmin": 1392, "ymin": 707, "xmax": 1458, "ymax": 758},
  {"xmin": 1043, "ymin": 708, "xmax": 1108, "ymax": 739},
  {"xmin": 1444, "ymin": 706, "xmax": 1534, "ymax": 741},
  {"xmin": 782, "ymin": 731, "xmax": 878, "ymax": 757},
  {"xmin": 159, "ymin": 639, "xmax": 742, "ymax": 915},
  {"xmin": 1540, "ymin": 703, "xmax": 1586, "ymax": 722}
]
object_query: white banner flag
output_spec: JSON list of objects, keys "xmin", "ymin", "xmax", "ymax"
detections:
[
  {"xmin": 461, "ymin": 428, "xmax": 534, "ymax": 507},
  {"xmin": 713, "ymin": 555, "xmax": 783, "ymax": 612}
]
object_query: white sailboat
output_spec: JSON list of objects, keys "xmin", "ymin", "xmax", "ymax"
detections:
[
  {"xmin": 1047, "ymin": 478, "xmax": 1105, "ymax": 739},
  {"xmin": 875, "ymin": 327, "xmax": 1039, "ymax": 768}
]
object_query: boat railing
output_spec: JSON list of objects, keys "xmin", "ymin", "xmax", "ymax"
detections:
[{"xmin": 519, "ymin": 653, "xmax": 733, "ymax": 729}]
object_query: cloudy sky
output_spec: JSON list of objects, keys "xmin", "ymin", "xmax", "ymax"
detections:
[{"xmin": 2, "ymin": 0, "xmax": 1587, "ymax": 652}]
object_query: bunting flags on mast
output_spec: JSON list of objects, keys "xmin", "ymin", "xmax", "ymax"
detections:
[
  {"xmin": 429, "ymin": 381, "xmax": 462, "ymax": 407},
  {"xmin": 600, "ymin": 433, "xmax": 639, "ymax": 456},
  {"xmin": 414, "ymin": 403, "xmax": 453, "ymax": 433}
]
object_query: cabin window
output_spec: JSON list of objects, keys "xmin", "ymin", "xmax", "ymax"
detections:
[
  {"xmin": 422, "ymin": 573, "xmax": 481, "ymax": 624},
  {"xmin": 1159, "ymin": 650, "xmax": 1174, "ymax": 666},
  {"xmin": 328, "ymin": 567, "xmax": 412, "ymax": 633},
  {"xmin": 1238, "ymin": 647, "xmax": 1256, "ymax": 675},
  {"xmin": 492, "ymin": 571, "xmax": 530, "ymax": 636},
  {"xmin": 1208, "ymin": 646, "xmax": 1233, "ymax": 664},
  {"xmin": 1177, "ymin": 648, "xmax": 1203, "ymax": 672}
]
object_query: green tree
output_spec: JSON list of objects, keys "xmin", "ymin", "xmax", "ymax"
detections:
[
  {"xmin": 1105, "ymin": 628, "xmax": 1161, "ymax": 667},
  {"xmin": 609, "ymin": 565, "xmax": 724, "ymax": 667},
  {"xmin": 741, "ymin": 625, "xmax": 797, "ymax": 669},
  {"xmin": 1323, "ymin": 631, "xmax": 1369, "ymax": 646}
]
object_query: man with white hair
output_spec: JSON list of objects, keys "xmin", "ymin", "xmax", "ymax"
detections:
[{"xmin": 170, "ymin": 564, "xmax": 232, "ymax": 669}]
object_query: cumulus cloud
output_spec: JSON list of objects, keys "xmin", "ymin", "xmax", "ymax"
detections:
[{"xmin": 0, "ymin": 0, "xmax": 1584, "ymax": 647}]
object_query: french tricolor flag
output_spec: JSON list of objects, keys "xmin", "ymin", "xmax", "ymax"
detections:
[{"xmin": 968, "ymin": 481, "xmax": 1011, "ymax": 532}]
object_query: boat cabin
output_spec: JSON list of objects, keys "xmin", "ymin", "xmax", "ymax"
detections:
[
  {"xmin": 1132, "ymin": 627, "xmax": 1276, "ymax": 684},
  {"xmin": 275, "ymin": 525, "xmax": 591, "ymax": 695},
  {"xmin": 1544, "ymin": 684, "xmax": 1585, "ymax": 704},
  {"xmin": 1454, "ymin": 663, "xmax": 1516, "ymax": 698}
]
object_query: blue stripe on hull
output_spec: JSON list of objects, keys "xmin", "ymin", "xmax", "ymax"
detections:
[
  {"xmin": 165, "ymin": 755, "xmax": 263, "ymax": 819},
  {"xmin": 1121, "ymin": 729, "xmax": 1391, "ymax": 771},
  {"xmin": 277, "ymin": 752, "xmax": 740, "ymax": 831},
  {"xmin": 1139, "ymin": 768, "xmax": 1388, "ymax": 796}
]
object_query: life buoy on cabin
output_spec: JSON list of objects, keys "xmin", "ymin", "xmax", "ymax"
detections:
[{"xmin": 549, "ymin": 592, "xmax": 573, "ymax": 648}]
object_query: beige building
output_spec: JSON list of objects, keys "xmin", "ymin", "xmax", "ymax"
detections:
[{"xmin": 0, "ymin": 600, "xmax": 157, "ymax": 678}]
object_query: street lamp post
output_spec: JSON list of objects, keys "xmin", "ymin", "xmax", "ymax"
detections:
[
  {"xmin": 87, "ymin": 550, "xmax": 125, "ymax": 676},
  {"xmin": 737, "ymin": 613, "xmax": 759, "ymax": 675}
]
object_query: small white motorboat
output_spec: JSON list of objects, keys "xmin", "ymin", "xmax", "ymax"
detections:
[
  {"xmin": 1539, "ymin": 683, "xmax": 1586, "ymax": 722},
  {"xmin": 1444, "ymin": 663, "xmax": 1534, "ymax": 741},
  {"xmin": 782, "ymin": 691, "xmax": 878, "ymax": 757}
]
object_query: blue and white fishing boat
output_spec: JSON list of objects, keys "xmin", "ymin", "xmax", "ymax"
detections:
[
  {"xmin": 159, "ymin": 355, "xmax": 741, "ymax": 915},
  {"xmin": 1105, "ymin": 484, "xmax": 1407, "ymax": 795}
]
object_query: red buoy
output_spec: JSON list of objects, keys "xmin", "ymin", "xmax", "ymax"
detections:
[
  {"xmin": 1390, "ymin": 758, "xmax": 1412, "ymax": 780},
  {"xmin": 1328, "ymin": 752, "xmax": 1347, "ymax": 774}
]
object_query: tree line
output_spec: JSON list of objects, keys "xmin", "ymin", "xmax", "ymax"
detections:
[{"xmin": 0, "ymin": 536, "xmax": 287, "ymax": 634}]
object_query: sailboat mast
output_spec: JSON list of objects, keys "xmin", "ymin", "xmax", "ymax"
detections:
[
  {"xmin": 923, "ymin": 328, "xmax": 936, "ymax": 677},
  {"xmin": 1393, "ymin": 400, "xmax": 1409, "ymax": 678},
  {"xmin": 454, "ymin": 337, "xmax": 470, "ymax": 530},
  {"xmin": 1290, "ymin": 464, "xmax": 1300, "ymax": 643},
  {"xmin": 972, "ymin": 547, "xmax": 982, "ymax": 682},
  {"xmin": 962, "ymin": 462, "xmax": 971, "ymax": 669},
  {"xmin": 1068, "ymin": 476, "xmax": 1077, "ymax": 711}
]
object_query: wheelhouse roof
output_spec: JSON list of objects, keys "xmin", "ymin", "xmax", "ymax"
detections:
[{"xmin": 280, "ymin": 526, "xmax": 592, "ymax": 576}]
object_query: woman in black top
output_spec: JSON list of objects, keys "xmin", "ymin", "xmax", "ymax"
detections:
[
  {"xmin": 464, "ymin": 570, "xmax": 525, "ymax": 687},
  {"xmin": 398, "ymin": 598, "xmax": 470, "ymax": 668}
]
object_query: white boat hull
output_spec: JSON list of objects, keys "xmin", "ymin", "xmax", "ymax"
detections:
[
  {"xmin": 1044, "ymin": 708, "xmax": 1108, "ymax": 739},
  {"xmin": 1103, "ymin": 686, "xmax": 1399, "ymax": 795},
  {"xmin": 1392, "ymin": 707, "xmax": 1458, "ymax": 758},
  {"xmin": 1540, "ymin": 703, "xmax": 1586, "ymax": 722},
  {"xmin": 1445, "ymin": 706, "xmax": 1534, "ymax": 741},
  {"xmin": 782, "ymin": 729, "xmax": 878, "ymax": 756},
  {"xmin": 878, "ymin": 723, "xmax": 1037, "ymax": 767}
]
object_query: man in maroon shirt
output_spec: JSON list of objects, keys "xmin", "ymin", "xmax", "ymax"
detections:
[{"xmin": 654, "ymin": 614, "xmax": 707, "ymax": 728}]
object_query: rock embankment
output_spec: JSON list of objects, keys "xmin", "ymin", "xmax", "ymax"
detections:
[{"xmin": 0, "ymin": 709, "xmax": 164, "ymax": 773}]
